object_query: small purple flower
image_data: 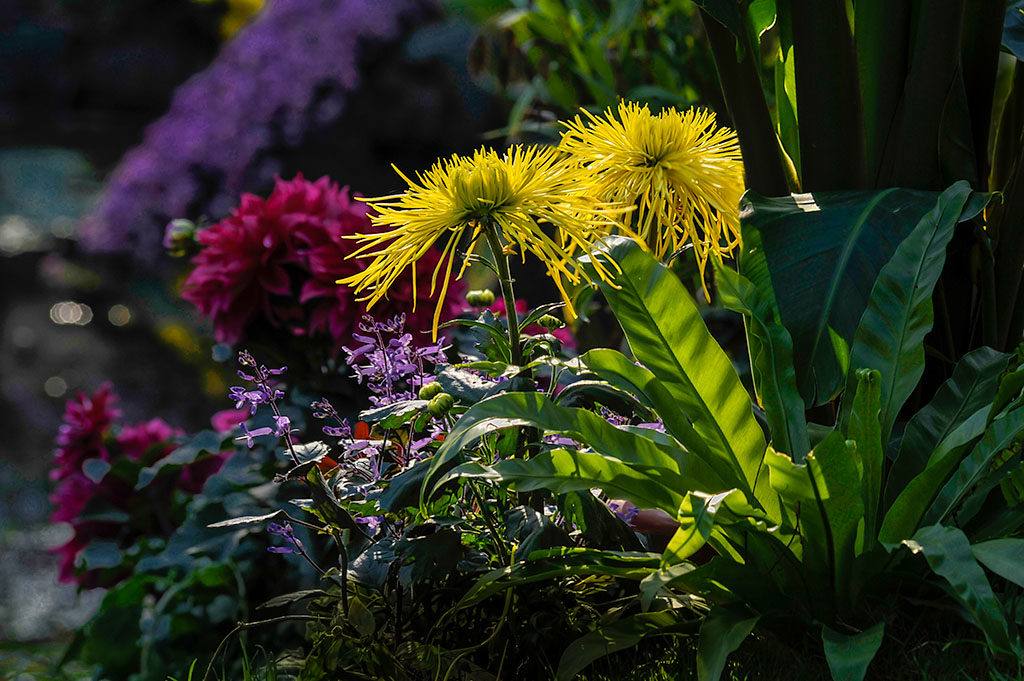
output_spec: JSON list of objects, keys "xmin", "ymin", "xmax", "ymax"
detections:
[
  {"xmin": 267, "ymin": 521, "xmax": 302, "ymax": 554},
  {"xmin": 355, "ymin": 515, "xmax": 384, "ymax": 535},
  {"xmin": 229, "ymin": 386, "xmax": 272, "ymax": 415},
  {"xmin": 237, "ymin": 423, "xmax": 273, "ymax": 448},
  {"xmin": 273, "ymin": 415, "xmax": 292, "ymax": 437},
  {"xmin": 342, "ymin": 314, "xmax": 447, "ymax": 406},
  {"xmin": 607, "ymin": 500, "xmax": 640, "ymax": 525}
]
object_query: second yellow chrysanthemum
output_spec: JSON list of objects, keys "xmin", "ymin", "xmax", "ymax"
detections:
[
  {"xmin": 559, "ymin": 100, "xmax": 745, "ymax": 288},
  {"xmin": 339, "ymin": 145, "xmax": 626, "ymax": 339}
]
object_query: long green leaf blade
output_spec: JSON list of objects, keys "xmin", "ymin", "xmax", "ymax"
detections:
[
  {"xmin": 904, "ymin": 525, "xmax": 1012, "ymax": 653},
  {"xmin": 696, "ymin": 607, "xmax": 760, "ymax": 681},
  {"xmin": 716, "ymin": 261, "xmax": 809, "ymax": 460},
  {"xmin": 582, "ymin": 237, "xmax": 767, "ymax": 505},
  {"xmin": 885, "ymin": 347, "xmax": 1011, "ymax": 508},
  {"xmin": 425, "ymin": 391, "xmax": 729, "ymax": 503},
  {"xmin": 739, "ymin": 187, "xmax": 987, "ymax": 406},
  {"xmin": 821, "ymin": 622, "xmax": 885, "ymax": 681},
  {"xmin": 556, "ymin": 610, "xmax": 693, "ymax": 681},
  {"xmin": 842, "ymin": 181, "xmax": 974, "ymax": 443}
]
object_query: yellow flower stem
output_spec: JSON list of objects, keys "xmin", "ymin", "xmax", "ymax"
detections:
[{"xmin": 483, "ymin": 226, "xmax": 523, "ymax": 366}]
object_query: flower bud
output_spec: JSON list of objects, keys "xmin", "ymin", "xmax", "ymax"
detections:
[
  {"xmin": 163, "ymin": 219, "xmax": 197, "ymax": 258},
  {"xmin": 465, "ymin": 289, "xmax": 496, "ymax": 307},
  {"xmin": 427, "ymin": 392, "xmax": 455, "ymax": 417},
  {"xmin": 536, "ymin": 314, "xmax": 564, "ymax": 331},
  {"xmin": 418, "ymin": 382, "xmax": 444, "ymax": 400}
]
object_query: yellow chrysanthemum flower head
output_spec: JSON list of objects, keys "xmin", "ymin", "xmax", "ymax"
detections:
[
  {"xmin": 339, "ymin": 145, "xmax": 626, "ymax": 339},
  {"xmin": 559, "ymin": 100, "xmax": 745, "ymax": 290}
]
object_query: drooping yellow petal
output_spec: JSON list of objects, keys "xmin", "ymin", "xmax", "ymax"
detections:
[
  {"xmin": 339, "ymin": 145, "xmax": 631, "ymax": 338},
  {"xmin": 559, "ymin": 100, "xmax": 745, "ymax": 293}
]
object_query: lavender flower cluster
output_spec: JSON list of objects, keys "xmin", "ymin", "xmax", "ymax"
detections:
[
  {"xmin": 80, "ymin": 0, "xmax": 428, "ymax": 258},
  {"xmin": 342, "ymin": 313, "xmax": 447, "ymax": 407}
]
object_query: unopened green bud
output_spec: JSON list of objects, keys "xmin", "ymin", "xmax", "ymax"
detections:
[
  {"xmin": 428, "ymin": 392, "xmax": 455, "ymax": 417},
  {"xmin": 536, "ymin": 314, "xmax": 564, "ymax": 331},
  {"xmin": 418, "ymin": 382, "xmax": 444, "ymax": 400},
  {"xmin": 466, "ymin": 289, "xmax": 496, "ymax": 307},
  {"xmin": 163, "ymin": 219, "xmax": 197, "ymax": 258}
]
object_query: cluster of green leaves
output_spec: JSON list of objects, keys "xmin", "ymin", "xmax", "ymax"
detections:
[
  {"xmin": 448, "ymin": 0, "xmax": 721, "ymax": 139},
  {"xmin": 62, "ymin": 427, "xmax": 315, "ymax": 681},
  {"xmin": 428, "ymin": 181, "xmax": 1024, "ymax": 679}
]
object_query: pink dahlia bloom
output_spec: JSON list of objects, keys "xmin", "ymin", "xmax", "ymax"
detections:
[
  {"xmin": 116, "ymin": 418, "xmax": 180, "ymax": 460},
  {"xmin": 181, "ymin": 174, "xmax": 464, "ymax": 347},
  {"xmin": 52, "ymin": 384, "xmax": 119, "ymax": 482}
]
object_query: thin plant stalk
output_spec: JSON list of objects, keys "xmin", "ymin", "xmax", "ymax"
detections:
[{"xmin": 484, "ymin": 227, "xmax": 523, "ymax": 366}]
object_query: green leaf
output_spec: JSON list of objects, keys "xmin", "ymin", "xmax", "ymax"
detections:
[
  {"xmin": 207, "ymin": 510, "xmax": 286, "ymax": 529},
  {"xmin": 347, "ymin": 596, "xmax": 376, "ymax": 637},
  {"xmin": 427, "ymin": 391, "xmax": 729, "ymax": 505},
  {"xmin": 821, "ymin": 622, "xmax": 885, "ymax": 681},
  {"xmin": 1003, "ymin": 1, "xmax": 1024, "ymax": 62},
  {"xmin": 662, "ymin": 489, "xmax": 743, "ymax": 568},
  {"xmin": 739, "ymin": 187, "xmax": 986, "ymax": 406},
  {"xmin": 880, "ymin": 408, "xmax": 989, "ymax": 543},
  {"xmin": 924, "ymin": 405, "xmax": 1024, "ymax": 526},
  {"xmin": 581, "ymin": 237, "xmax": 768, "ymax": 509},
  {"xmin": 441, "ymin": 449, "xmax": 686, "ymax": 514},
  {"xmin": 846, "ymin": 369, "xmax": 883, "ymax": 539},
  {"xmin": 359, "ymin": 400, "xmax": 427, "ymax": 428},
  {"xmin": 715, "ymin": 261, "xmax": 809, "ymax": 460},
  {"xmin": 577, "ymin": 348, "xmax": 714, "ymax": 463},
  {"xmin": 256, "ymin": 589, "xmax": 330, "ymax": 610},
  {"xmin": 136, "ymin": 429, "xmax": 225, "ymax": 489},
  {"xmin": 841, "ymin": 181, "xmax": 974, "ymax": 443},
  {"xmin": 886, "ymin": 347, "xmax": 1011, "ymax": 508},
  {"xmin": 457, "ymin": 548, "xmax": 659, "ymax": 610},
  {"xmin": 82, "ymin": 458, "xmax": 110, "ymax": 484},
  {"xmin": 556, "ymin": 610, "xmax": 692, "ymax": 681},
  {"xmin": 904, "ymin": 524, "xmax": 1012, "ymax": 653},
  {"xmin": 696, "ymin": 607, "xmax": 760, "ymax": 681},
  {"xmin": 972, "ymin": 538, "xmax": 1024, "ymax": 588}
]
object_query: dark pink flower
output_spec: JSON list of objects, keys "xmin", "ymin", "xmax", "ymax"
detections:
[
  {"xmin": 116, "ymin": 418, "xmax": 180, "ymax": 460},
  {"xmin": 52, "ymin": 384, "xmax": 120, "ymax": 481},
  {"xmin": 210, "ymin": 407, "xmax": 250, "ymax": 432},
  {"xmin": 181, "ymin": 174, "xmax": 464, "ymax": 348}
]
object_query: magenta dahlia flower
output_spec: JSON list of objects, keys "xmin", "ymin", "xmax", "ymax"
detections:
[{"xmin": 180, "ymin": 174, "xmax": 464, "ymax": 347}]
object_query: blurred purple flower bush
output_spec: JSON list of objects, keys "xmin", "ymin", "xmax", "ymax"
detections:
[{"xmin": 79, "ymin": 0, "xmax": 429, "ymax": 259}]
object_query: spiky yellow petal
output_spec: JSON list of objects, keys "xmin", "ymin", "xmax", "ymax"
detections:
[
  {"xmin": 559, "ymin": 100, "xmax": 745, "ymax": 292},
  {"xmin": 339, "ymin": 145, "xmax": 629, "ymax": 339}
]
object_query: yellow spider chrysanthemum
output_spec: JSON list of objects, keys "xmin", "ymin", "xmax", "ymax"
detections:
[
  {"xmin": 560, "ymin": 100, "xmax": 745, "ymax": 290},
  {"xmin": 339, "ymin": 145, "xmax": 626, "ymax": 339}
]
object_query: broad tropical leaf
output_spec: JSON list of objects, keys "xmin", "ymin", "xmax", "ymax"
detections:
[
  {"xmin": 556, "ymin": 610, "xmax": 694, "ymax": 681},
  {"xmin": 841, "ymin": 181, "xmax": 975, "ymax": 442},
  {"xmin": 715, "ymin": 261, "xmax": 809, "ymax": 460},
  {"xmin": 438, "ymin": 450, "xmax": 686, "ymax": 513},
  {"xmin": 904, "ymin": 525, "xmax": 1013, "ymax": 654},
  {"xmin": 425, "ymin": 391, "xmax": 728, "ymax": 500},
  {"xmin": 696, "ymin": 607, "xmax": 760, "ymax": 681},
  {"xmin": 885, "ymin": 347, "xmax": 1011, "ymax": 507},
  {"xmin": 581, "ymin": 237, "xmax": 768, "ymax": 509},
  {"xmin": 923, "ymin": 405, "xmax": 1024, "ymax": 527},
  {"xmin": 821, "ymin": 622, "xmax": 885, "ymax": 681},
  {"xmin": 971, "ymin": 538, "xmax": 1024, "ymax": 588},
  {"xmin": 739, "ymin": 187, "xmax": 986, "ymax": 406}
]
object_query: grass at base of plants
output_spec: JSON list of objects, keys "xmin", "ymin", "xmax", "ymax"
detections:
[{"xmin": 578, "ymin": 609, "xmax": 1022, "ymax": 681}]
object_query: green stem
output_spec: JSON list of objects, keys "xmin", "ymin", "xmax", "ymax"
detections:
[{"xmin": 484, "ymin": 228, "xmax": 523, "ymax": 365}]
